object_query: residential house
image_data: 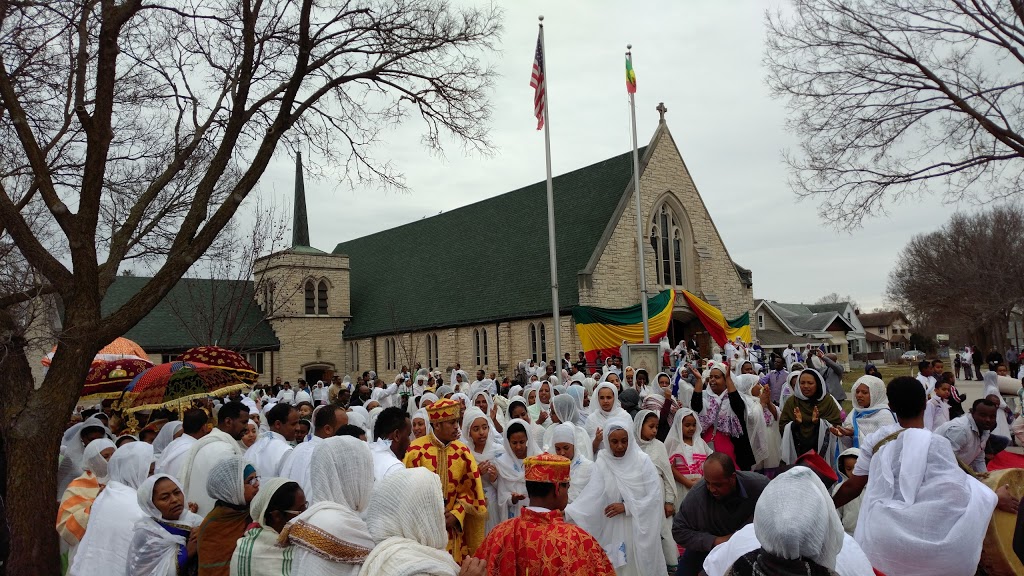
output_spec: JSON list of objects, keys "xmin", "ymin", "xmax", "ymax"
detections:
[
  {"xmin": 857, "ymin": 310, "xmax": 912, "ymax": 352},
  {"xmin": 807, "ymin": 302, "xmax": 867, "ymax": 354},
  {"xmin": 753, "ymin": 300, "xmax": 857, "ymax": 366}
]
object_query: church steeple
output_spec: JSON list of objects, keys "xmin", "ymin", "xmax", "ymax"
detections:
[{"xmin": 292, "ymin": 151, "xmax": 310, "ymax": 248}]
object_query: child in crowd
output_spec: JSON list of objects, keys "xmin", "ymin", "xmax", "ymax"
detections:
[
  {"xmin": 924, "ymin": 379, "xmax": 951, "ymax": 431},
  {"xmin": 832, "ymin": 448, "xmax": 862, "ymax": 534},
  {"xmin": 635, "ymin": 410, "xmax": 679, "ymax": 575},
  {"xmin": 944, "ymin": 372, "xmax": 967, "ymax": 419},
  {"xmin": 665, "ymin": 408, "xmax": 711, "ymax": 509}
]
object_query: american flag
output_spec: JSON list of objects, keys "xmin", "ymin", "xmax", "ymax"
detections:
[{"xmin": 530, "ymin": 31, "xmax": 545, "ymax": 130}]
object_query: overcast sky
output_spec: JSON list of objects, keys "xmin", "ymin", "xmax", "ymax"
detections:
[{"xmin": 249, "ymin": 0, "xmax": 964, "ymax": 312}]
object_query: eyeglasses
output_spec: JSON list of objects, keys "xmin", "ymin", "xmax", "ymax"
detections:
[{"xmin": 246, "ymin": 475, "xmax": 261, "ymax": 487}]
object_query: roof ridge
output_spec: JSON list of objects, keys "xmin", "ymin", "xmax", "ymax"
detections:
[{"xmin": 333, "ymin": 147, "xmax": 644, "ymax": 251}]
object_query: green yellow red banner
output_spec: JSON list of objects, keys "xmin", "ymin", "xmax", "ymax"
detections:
[
  {"xmin": 572, "ymin": 290, "xmax": 675, "ymax": 363},
  {"xmin": 680, "ymin": 290, "xmax": 751, "ymax": 347}
]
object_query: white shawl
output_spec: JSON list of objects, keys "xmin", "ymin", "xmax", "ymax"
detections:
[
  {"xmin": 359, "ymin": 469, "xmax": 460, "ymax": 576},
  {"xmin": 154, "ymin": 434, "xmax": 196, "ymax": 478},
  {"xmin": 583, "ymin": 382, "xmax": 629, "ymax": 440},
  {"xmin": 279, "ymin": 435, "xmax": 323, "ymax": 497},
  {"xmin": 494, "ymin": 418, "xmax": 541, "ymax": 520},
  {"xmin": 287, "ymin": 436, "xmax": 375, "ymax": 576},
  {"xmin": 245, "ymin": 430, "xmax": 294, "ymax": 477},
  {"xmin": 564, "ymin": 417, "xmax": 664, "ymax": 575},
  {"xmin": 126, "ymin": 474, "xmax": 203, "ymax": 576},
  {"xmin": 180, "ymin": 427, "xmax": 246, "ymax": 516},
  {"xmin": 855, "ymin": 429, "xmax": 996, "ymax": 576}
]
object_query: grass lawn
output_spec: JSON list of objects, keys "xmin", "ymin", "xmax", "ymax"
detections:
[{"xmin": 837, "ymin": 362, "xmax": 917, "ymax": 412}]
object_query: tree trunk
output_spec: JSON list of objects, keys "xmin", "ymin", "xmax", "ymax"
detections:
[{"xmin": 0, "ymin": 308, "xmax": 98, "ymax": 576}]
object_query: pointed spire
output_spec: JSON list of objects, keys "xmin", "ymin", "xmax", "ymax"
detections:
[{"xmin": 292, "ymin": 151, "xmax": 310, "ymax": 248}]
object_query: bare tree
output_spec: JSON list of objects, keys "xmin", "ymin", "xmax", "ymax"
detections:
[
  {"xmin": 765, "ymin": 1, "xmax": 1024, "ymax": 228},
  {"xmin": 0, "ymin": 0, "xmax": 501, "ymax": 571},
  {"xmin": 164, "ymin": 195, "xmax": 301, "ymax": 352},
  {"xmin": 815, "ymin": 292, "xmax": 859, "ymax": 311},
  {"xmin": 886, "ymin": 204, "xmax": 1024, "ymax": 352}
]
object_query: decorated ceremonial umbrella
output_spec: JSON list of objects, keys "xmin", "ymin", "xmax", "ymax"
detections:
[
  {"xmin": 121, "ymin": 361, "xmax": 246, "ymax": 414},
  {"xmin": 79, "ymin": 358, "xmax": 153, "ymax": 403},
  {"xmin": 41, "ymin": 336, "xmax": 148, "ymax": 367},
  {"xmin": 177, "ymin": 346, "xmax": 257, "ymax": 384}
]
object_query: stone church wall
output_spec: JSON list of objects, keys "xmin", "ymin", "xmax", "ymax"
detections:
[{"xmin": 581, "ymin": 128, "xmax": 754, "ymax": 324}]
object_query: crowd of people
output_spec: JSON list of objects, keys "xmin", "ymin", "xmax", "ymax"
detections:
[{"xmin": 54, "ymin": 338, "xmax": 1024, "ymax": 576}]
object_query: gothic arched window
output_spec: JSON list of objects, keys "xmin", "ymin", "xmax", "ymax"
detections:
[
  {"xmin": 529, "ymin": 323, "xmax": 538, "ymax": 363},
  {"xmin": 650, "ymin": 203, "xmax": 688, "ymax": 287},
  {"xmin": 539, "ymin": 323, "xmax": 548, "ymax": 362},
  {"xmin": 317, "ymin": 280, "xmax": 328, "ymax": 315},
  {"xmin": 304, "ymin": 281, "xmax": 315, "ymax": 314}
]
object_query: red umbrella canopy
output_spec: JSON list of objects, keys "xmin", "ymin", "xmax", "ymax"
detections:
[
  {"xmin": 121, "ymin": 362, "xmax": 246, "ymax": 414},
  {"xmin": 178, "ymin": 346, "xmax": 257, "ymax": 383},
  {"xmin": 80, "ymin": 358, "xmax": 153, "ymax": 402}
]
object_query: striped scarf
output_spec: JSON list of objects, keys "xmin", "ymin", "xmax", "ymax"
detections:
[{"xmin": 232, "ymin": 526, "xmax": 294, "ymax": 576}]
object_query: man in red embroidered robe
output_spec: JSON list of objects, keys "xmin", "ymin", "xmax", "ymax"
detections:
[{"xmin": 474, "ymin": 453, "xmax": 615, "ymax": 576}]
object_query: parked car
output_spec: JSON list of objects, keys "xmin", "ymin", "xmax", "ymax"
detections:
[{"xmin": 901, "ymin": 350, "xmax": 926, "ymax": 362}]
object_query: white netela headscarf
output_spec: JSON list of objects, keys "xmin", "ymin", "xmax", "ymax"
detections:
[
  {"xmin": 855, "ymin": 429, "xmax": 996, "ymax": 576},
  {"xmin": 359, "ymin": 468, "xmax": 460, "ymax": 576},
  {"xmin": 127, "ymin": 474, "xmax": 203, "ymax": 576},
  {"xmin": 754, "ymin": 466, "xmax": 844, "ymax": 569},
  {"xmin": 583, "ymin": 382, "xmax": 628, "ymax": 439},
  {"xmin": 286, "ymin": 436, "xmax": 375, "ymax": 576},
  {"xmin": 564, "ymin": 416, "xmax": 664, "ymax": 575},
  {"xmin": 843, "ymin": 375, "xmax": 896, "ymax": 448},
  {"xmin": 81, "ymin": 438, "xmax": 116, "ymax": 484}
]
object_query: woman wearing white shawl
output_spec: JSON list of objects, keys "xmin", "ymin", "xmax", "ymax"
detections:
[
  {"xmin": 505, "ymin": 395, "xmax": 545, "ymax": 440},
  {"xmin": 230, "ymin": 477, "xmax": 302, "ymax": 576},
  {"xmin": 57, "ymin": 416, "xmax": 111, "ymax": 499},
  {"xmin": 566, "ymin": 385, "xmax": 590, "ymax": 419},
  {"xmin": 126, "ymin": 474, "xmax": 203, "ymax": 576},
  {"xmin": 564, "ymin": 417, "xmax": 664, "ymax": 576},
  {"xmin": 722, "ymin": 467, "xmax": 845, "ymax": 576},
  {"xmin": 633, "ymin": 409, "xmax": 679, "ymax": 572},
  {"xmin": 359, "ymin": 468, "xmax": 461, "ymax": 576},
  {"xmin": 57, "ymin": 437, "xmax": 116, "ymax": 567},
  {"xmin": 664, "ymin": 408, "xmax": 712, "ymax": 507},
  {"xmin": 673, "ymin": 364, "xmax": 696, "ymax": 408},
  {"xmin": 583, "ymin": 382, "xmax": 629, "ymax": 443},
  {"xmin": 285, "ymin": 436, "xmax": 375, "ymax": 576},
  {"xmin": 469, "ymin": 390, "xmax": 504, "ymax": 438},
  {"xmin": 411, "ymin": 408, "xmax": 431, "ymax": 441},
  {"xmin": 152, "ymin": 422, "xmax": 183, "ymax": 457},
  {"xmin": 693, "ymin": 362, "xmax": 768, "ymax": 471},
  {"xmin": 68, "ymin": 441, "xmax": 155, "ymax": 576},
  {"xmin": 854, "ymin": 429, "xmax": 996, "ymax": 576},
  {"xmin": 540, "ymin": 395, "xmax": 585, "ymax": 452},
  {"xmin": 983, "ymin": 371, "xmax": 1014, "ymax": 438},
  {"xmin": 548, "ymin": 422, "xmax": 593, "ymax": 503},
  {"xmin": 460, "ymin": 406, "xmax": 504, "ymax": 533},
  {"xmin": 832, "ymin": 375, "xmax": 896, "ymax": 453},
  {"xmin": 493, "ymin": 418, "xmax": 541, "ymax": 520},
  {"xmin": 527, "ymin": 381, "xmax": 553, "ymax": 428},
  {"xmin": 733, "ymin": 373, "xmax": 780, "ymax": 471}
]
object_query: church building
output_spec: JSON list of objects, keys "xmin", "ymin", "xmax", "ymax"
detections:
[{"xmin": 95, "ymin": 108, "xmax": 755, "ymax": 384}]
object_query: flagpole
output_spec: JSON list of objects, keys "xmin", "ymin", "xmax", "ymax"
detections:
[
  {"xmin": 627, "ymin": 45, "xmax": 650, "ymax": 344},
  {"xmin": 540, "ymin": 16, "xmax": 563, "ymax": 368}
]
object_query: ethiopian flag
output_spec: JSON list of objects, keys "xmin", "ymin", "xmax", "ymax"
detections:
[
  {"xmin": 573, "ymin": 289, "xmax": 674, "ymax": 363},
  {"xmin": 680, "ymin": 290, "xmax": 751, "ymax": 347},
  {"xmin": 626, "ymin": 54, "xmax": 637, "ymax": 94}
]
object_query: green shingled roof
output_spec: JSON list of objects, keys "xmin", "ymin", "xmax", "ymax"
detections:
[
  {"xmin": 101, "ymin": 276, "xmax": 280, "ymax": 352},
  {"xmin": 334, "ymin": 148, "xmax": 646, "ymax": 338}
]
